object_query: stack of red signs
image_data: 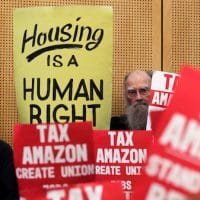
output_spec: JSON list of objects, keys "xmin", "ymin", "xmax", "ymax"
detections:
[
  {"xmin": 133, "ymin": 66, "xmax": 200, "ymax": 200},
  {"xmin": 13, "ymin": 122, "xmax": 154, "ymax": 199}
]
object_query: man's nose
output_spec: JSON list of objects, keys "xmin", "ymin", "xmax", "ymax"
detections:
[{"xmin": 135, "ymin": 90, "xmax": 142, "ymax": 100}]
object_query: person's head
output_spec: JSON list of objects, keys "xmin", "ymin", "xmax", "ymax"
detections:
[
  {"xmin": 124, "ymin": 70, "xmax": 152, "ymax": 130},
  {"xmin": 124, "ymin": 70, "xmax": 152, "ymax": 106}
]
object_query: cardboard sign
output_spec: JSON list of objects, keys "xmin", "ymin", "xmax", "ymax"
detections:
[
  {"xmin": 134, "ymin": 66, "xmax": 200, "ymax": 200},
  {"xmin": 13, "ymin": 122, "xmax": 95, "ymax": 197},
  {"xmin": 19, "ymin": 181, "xmax": 124, "ymax": 200},
  {"xmin": 93, "ymin": 130, "xmax": 153, "ymax": 200},
  {"xmin": 13, "ymin": 6, "xmax": 113, "ymax": 129},
  {"xmin": 146, "ymin": 71, "xmax": 180, "ymax": 130}
]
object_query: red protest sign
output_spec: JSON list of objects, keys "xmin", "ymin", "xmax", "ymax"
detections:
[
  {"xmin": 150, "ymin": 110, "xmax": 164, "ymax": 131},
  {"xmin": 13, "ymin": 122, "xmax": 95, "ymax": 197},
  {"xmin": 20, "ymin": 181, "xmax": 124, "ymax": 200},
  {"xmin": 146, "ymin": 71, "xmax": 180, "ymax": 130},
  {"xmin": 93, "ymin": 130, "xmax": 153, "ymax": 200},
  {"xmin": 134, "ymin": 66, "xmax": 200, "ymax": 200}
]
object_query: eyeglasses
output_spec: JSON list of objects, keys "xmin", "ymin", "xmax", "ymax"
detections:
[{"xmin": 127, "ymin": 87, "xmax": 150, "ymax": 98}]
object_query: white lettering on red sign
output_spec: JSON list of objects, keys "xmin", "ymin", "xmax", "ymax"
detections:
[
  {"xmin": 60, "ymin": 164, "xmax": 94, "ymax": 177},
  {"xmin": 16, "ymin": 166, "xmax": 55, "ymax": 179},
  {"xmin": 96, "ymin": 148, "xmax": 147, "ymax": 164},
  {"xmin": 36, "ymin": 124, "xmax": 70, "ymax": 143},
  {"xmin": 145, "ymin": 182, "xmax": 186, "ymax": 200},
  {"xmin": 108, "ymin": 131, "xmax": 134, "ymax": 146},
  {"xmin": 47, "ymin": 185, "xmax": 103, "ymax": 200},
  {"xmin": 151, "ymin": 91, "xmax": 173, "ymax": 107},
  {"xmin": 22, "ymin": 144, "xmax": 88, "ymax": 164},
  {"xmin": 145, "ymin": 154, "xmax": 200, "ymax": 193},
  {"xmin": 159, "ymin": 113, "xmax": 200, "ymax": 159}
]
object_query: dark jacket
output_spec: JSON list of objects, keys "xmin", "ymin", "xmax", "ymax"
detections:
[
  {"xmin": 110, "ymin": 115, "xmax": 129, "ymax": 130},
  {"xmin": 0, "ymin": 140, "xmax": 19, "ymax": 200}
]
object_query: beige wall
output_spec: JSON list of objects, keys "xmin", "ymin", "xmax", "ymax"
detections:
[{"xmin": 163, "ymin": 0, "xmax": 200, "ymax": 72}]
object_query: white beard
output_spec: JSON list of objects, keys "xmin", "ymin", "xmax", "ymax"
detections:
[{"xmin": 126, "ymin": 101, "xmax": 148, "ymax": 130}]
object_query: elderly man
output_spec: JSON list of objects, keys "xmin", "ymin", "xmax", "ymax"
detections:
[
  {"xmin": 110, "ymin": 70, "xmax": 152, "ymax": 130},
  {"xmin": 125, "ymin": 70, "xmax": 152, "ymax": 130}
]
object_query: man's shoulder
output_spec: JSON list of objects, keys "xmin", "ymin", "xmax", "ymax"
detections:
[
  {"xmin": 0, "ymin": 140, "xmax": 13, "ymax": 160},
  {"xmin": 0, "ymin": 140, "xmax": 12, "ymax": 151}
]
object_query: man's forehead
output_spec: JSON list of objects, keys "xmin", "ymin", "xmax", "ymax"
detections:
[
  {"xmin": 126, "ymin": 72, "xmax": 151, "ymax": 87},
  {"xmin": 127, "ymin": 71, "xmax": 149, "ymax": 80}
]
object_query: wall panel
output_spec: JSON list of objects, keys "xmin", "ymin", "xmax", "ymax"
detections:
[{"xmin": 163, "ymin": 0, "xmax": 200, "ymax": 72}]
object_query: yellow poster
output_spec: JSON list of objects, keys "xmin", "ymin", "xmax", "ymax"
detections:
[{"xmin": 13, "ymin": 6, "xmax": 112, "ymax": 129}]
